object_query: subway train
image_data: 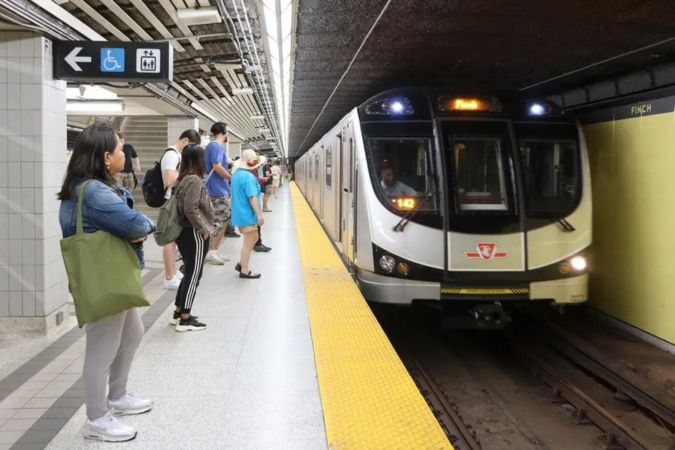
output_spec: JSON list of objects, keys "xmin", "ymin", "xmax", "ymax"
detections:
[{"xmin": 295, "ymin": 88, "xmax": 591, "ymax": 327}]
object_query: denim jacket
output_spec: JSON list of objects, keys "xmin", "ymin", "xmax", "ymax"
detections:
[{"xmin": 59, "ymin": 179, "xmax": 156, "ymax": 267}]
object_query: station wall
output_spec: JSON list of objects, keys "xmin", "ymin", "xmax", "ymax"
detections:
[{"xmin": 582, "ymin": 98, "xmax": 675, "ymax": 345}]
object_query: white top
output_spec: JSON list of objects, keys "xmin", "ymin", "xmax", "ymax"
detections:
[
  {"xmin": 271, "ymin": 165, "xmax": 281, "ymax": 178},
  {"xmin": 161, "ymin": 147, "xmax": 181, "ymax": 199},
  {"xmin": 380, "ymin": 180, "xmax": 417, "ymax": 197}
]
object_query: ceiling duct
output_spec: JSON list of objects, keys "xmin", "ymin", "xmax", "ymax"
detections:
[{"xmin": 177, "ymin": 6, "xmax": 222, "ymax": 26}]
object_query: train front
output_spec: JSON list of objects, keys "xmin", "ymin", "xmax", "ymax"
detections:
[{"xmin": 356, "ymin": 88, "xmax": 591, "ymax": 327}]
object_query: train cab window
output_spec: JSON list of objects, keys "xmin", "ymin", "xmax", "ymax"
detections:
[
  {"xmin": 366, "ymin": 138, "xmax": 437, "ymax": 211},
  {"xmin": 452, "ymin": 137, "xmax": 510, "ymax": 212},
  {"xmin": 519, "ymin": 139, "xmax": 580, "ymax": 217}
]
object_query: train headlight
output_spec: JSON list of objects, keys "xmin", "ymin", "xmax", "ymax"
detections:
[
  {"xmin": 570, "ymin": 256, "xmax": 587, "ymax": 271},
  {"xmin": 379, "ymin": 255, "xmax": 396, "ymax": 273}
]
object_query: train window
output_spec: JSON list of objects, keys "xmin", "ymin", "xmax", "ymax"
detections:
[
  {"xmin": 451, "ymin": 136, "xmax": 510, "ymax": 212},
  {"xmin": 366, "ymin": 138, "xmax": 437, "ymax": 211},
  {"xmin": 326, "ymin": 146, "xmax": 332, "ymax": 187},
  {"xmin": 519, "ymin": 139, "xmax": 580, "ymax": 217},
  {"xmin": 315, "ymin": 155, "xmax": 319, "ymax": 181}
]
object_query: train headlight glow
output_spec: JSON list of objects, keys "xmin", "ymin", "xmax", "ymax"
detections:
[
  {"xmin": 529, "ymin": 103, "xmax": 545, "ymax": 115},
  {"xmin": 390, "ymin": 101, "xmax": 404, "ymax": 113},
  {"xmin": 379, "ymin": 255, "xmax": 396, "ymax": 273},
  {"xmin": 570, "ymin": 256, "xmax": 587, "ymax": 271}
]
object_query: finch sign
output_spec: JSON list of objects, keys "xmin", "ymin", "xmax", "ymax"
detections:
[{"xmin": 53, "ymin": 41, "xmax": 173, "ymax": 82}]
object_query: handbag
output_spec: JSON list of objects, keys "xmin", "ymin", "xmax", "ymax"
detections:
[
  {"xmin": 154, "ymin": 180, "xmax": 183, "ymax": 246},
  {"xmin": 60, "ymin": 180, "xmax": 150, "ymax": 327}
]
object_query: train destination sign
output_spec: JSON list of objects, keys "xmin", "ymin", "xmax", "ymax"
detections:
[{"xmin": 53, "ymin": 41, "xmax": 173, "ymax": 82}]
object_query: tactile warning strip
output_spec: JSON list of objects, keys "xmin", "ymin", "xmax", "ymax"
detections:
[{"xmin": 290, "ymin": 183, "xmax": 452, "ymax": 449}]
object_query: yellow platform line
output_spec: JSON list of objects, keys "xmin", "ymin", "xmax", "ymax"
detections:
[{"xmin": 290, "ymin": 183, "xmax": 451, "ymax": 449}]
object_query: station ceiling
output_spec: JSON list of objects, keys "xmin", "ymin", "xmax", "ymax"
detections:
[{"xmin": 288, "ymin": 0, "xmax": 675, "ymax": 157}]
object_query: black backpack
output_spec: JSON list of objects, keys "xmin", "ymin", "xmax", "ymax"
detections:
[{"xmin": 142, "ymin": 148, "xmax": 178, "ymax": 208}]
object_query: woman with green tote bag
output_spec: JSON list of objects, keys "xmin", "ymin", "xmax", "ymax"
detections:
[{"xmin": 58, "ymin": 123, "xmax": 156, "ymax": 442}]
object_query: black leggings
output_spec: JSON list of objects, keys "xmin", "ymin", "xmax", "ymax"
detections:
[
  {"xmin": 175, "ymin": 228, "xmax": 209, "ymax": 314},
  {"xmin": 255, "ymin": 225, "xmax": 262, "ymax": 246}
]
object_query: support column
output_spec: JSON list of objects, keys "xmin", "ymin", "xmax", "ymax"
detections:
[
  {"xmin": 228, "ymin": 141, "xmax": 242, "ymax": 160},
  {"xmin": 0, "ymin": 32, "xmax": 69, "ymax": 333},
  {"xmin": 166, "ymin": 116, "xmax": 198, "ymax": 146}
]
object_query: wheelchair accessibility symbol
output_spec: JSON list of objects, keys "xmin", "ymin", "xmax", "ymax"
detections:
[
  {"xmin": 136, "ymin": 49, "xmax": 160, "ymax": 74},
  {"xmin": 100, "ymin": 48, "xmax": 125, "ymax": 73}
]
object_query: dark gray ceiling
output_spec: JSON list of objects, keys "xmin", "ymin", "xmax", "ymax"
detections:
[{"xmin": 289, "ymin": 0, "xmax": 675, "ymax": 157}]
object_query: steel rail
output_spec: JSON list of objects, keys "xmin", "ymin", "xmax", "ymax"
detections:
[{"xmin": 410, "ymin": 358, "xmax": 482, "ymax": 450}]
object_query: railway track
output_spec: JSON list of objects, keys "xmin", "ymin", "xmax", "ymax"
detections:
[{"xmin": 407, "ymin": 358, "xmax": 482, "ymax": 450}]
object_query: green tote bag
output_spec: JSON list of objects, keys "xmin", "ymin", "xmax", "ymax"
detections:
[{"xmin": 60, "ymin": 180, "xmax": 150, "ymax": 327}]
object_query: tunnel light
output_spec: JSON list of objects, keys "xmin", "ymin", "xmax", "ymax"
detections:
[{"xmin": 177, "ymin": 7, "xmax": 222, "ymax": 26}]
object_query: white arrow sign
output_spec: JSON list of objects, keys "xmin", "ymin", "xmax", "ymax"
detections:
[{"xmin": 65, "ymin": 47, "xmax": 92, "ymax": 72}]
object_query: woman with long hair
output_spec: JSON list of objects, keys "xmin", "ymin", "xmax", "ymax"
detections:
[
  {"xmin": 172, "ymin": 144, "xmax": 214, "ymax": 331},
  {"xmin": 58, "ymin": 122, "xmax": 155, "ymax": 442}
]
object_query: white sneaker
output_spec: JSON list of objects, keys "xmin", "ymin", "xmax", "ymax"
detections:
[
  {"xmin": 109, "ymin": 392, "xmax": 153, "ymax": 415},
  {"xmin": 206, "ymin": 250, "xmax": 225, "ymax": 265},
  {"xmin": 176, "ymin": 271, "xmax": 184, "ymax": 280},
  {"xmin": 163, "ymin": 275, "xmax": 181, "ymax": 290},
  {"xmin": 217, "ymin": 252, "xmax": 230, "ymax": 262},
  {"xmin": 82, "ymin": 412, "xmax": 137, "ymax": 442}
]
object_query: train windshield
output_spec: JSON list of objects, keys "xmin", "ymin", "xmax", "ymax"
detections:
[
  {"xmin": 443, "ymin": 121, "xmax": 516, "ymax": 214},
  {"xmin": 515, "ymin": 123, "xmax": 581, "ymax": 218},
  {"xmin": 366, "ymin": 138, "xmax": 437, "ymax": 211}
]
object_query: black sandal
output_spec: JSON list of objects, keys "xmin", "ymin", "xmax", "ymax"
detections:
[
  {"xmin": 235, "ymin": 263, "xmax": 241, "ymax": 272},
  {"xmin": 239, "ymin": 270, "xmax": 261, "ymax": 279}
]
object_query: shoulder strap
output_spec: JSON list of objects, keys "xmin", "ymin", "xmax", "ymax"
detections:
[{"xmin": 76, "ymin": 180, "xmax": 94, "ymax": 235}]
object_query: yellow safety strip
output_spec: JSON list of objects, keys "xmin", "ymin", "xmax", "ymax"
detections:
[{"xmin": 290, "ymin": 183, "xmax": 451, "ymax": 449}]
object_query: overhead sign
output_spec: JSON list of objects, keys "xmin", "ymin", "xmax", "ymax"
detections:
[{"xmin": 54, "ymin": 41, "xmax": 173, "ymax": 82}]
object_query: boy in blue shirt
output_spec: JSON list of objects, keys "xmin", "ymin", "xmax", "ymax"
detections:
[
  {"xmin": 204, "ymin": 122, "xmax": 231, "ymax": 265},
  {"xmin": 231, "ymin": 149, "xmax": 266, "ymax": 279}
]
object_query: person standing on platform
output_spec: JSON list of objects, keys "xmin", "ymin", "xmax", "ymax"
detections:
[
  {"xmin": 115, "ymin": 132, "xmax": 140, "ymax": 191},
  {"xmin": 204, "ymin": 122, "xmax": 232, "ymax": 265},
  {"xmin": 231, "ymin": 149, "xmax": 266, "ymax": 279},
  {"xmin": 172, "ymin": 144, "xmax": 213, "ymax": 331},
  {"xmin": 270, "ymin": 160, "xmax": 282, "ymax": 198},
  {"xmin": 261, "ymin": 160, "xmax": 273, "ymax": 212},
  {"xmin": 58, "ymin": 123, "xmax": 155, "ymax": 442},
  {"xmin": 161, "ymin": 129, "xmax": 202, "ymax": 289}
]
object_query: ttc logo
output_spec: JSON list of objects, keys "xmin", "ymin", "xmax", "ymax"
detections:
[{"xmin": 464, "ymin": 242, "xmax": 508, "ymax": 261}]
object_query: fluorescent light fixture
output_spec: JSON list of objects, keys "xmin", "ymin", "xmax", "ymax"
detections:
[
  {"xmin": 214, "ymin": 63, "xmax": 242, "ymax": 71},
  {"xmin": 177, "ymin": 6, "xmax": 222, "ymax": 26},
  {"xmin": 250, "ymin": 115, "xmax": 265, "ymax": 120},
  {"xmin": 66, "ymin": 85, "xmax": 119, "ymax": 101},
  {"xmin": 66, "ymin": 101, "xmax": 124, "ymax": 112},
  {"xmin": 232, "ymin": 87, "xmax": 253, "ymax": 96},
  {"xmin": 257, "ymin": 128, "xmax": 271, "ymax": 132},
  {"xmin": 190, "ymin": 101, "xmax": 218, "ymax": 122}
]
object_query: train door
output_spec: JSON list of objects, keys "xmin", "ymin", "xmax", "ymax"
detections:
[
  {"xmin": 319, "ymin": 149, "xmax": 325, "ymax": 220},
  {"xmin": 340, "ymin": 123, "xmax": 355, "ymax": 259},
  {"xmin": 335, "ymin": 134, "xmax": 342, "ymax": 242}
]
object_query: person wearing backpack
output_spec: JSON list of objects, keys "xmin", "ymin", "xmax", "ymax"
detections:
[
  {"xmin": 171, "ymin": 144, "xmax": 213, "ymax": 331},
  {"xmin": 158, "ymin": 129, "xmax": 201, "ymax": 289}
]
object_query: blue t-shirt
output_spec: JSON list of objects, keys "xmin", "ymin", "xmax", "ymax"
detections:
[
  {"xmin": 204, "ymin": 141, "xmax": 229, "ymax": 197},
  {"xmin": 231, "ymin": 169, "xmax": 260, "ymax": 227}
]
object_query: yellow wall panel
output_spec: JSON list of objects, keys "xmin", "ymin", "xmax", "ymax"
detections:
[{"xmin": 584, "ymin": 111, "xmax": 675, "ymax": 344}]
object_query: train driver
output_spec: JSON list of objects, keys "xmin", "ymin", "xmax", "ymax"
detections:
[{"xmin": 380, "ymin": 166, "xmax": 418, "ymax": 197}]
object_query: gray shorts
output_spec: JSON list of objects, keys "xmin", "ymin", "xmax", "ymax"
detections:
[{"xmin": 210, "ymin": 196, "xmax": 230, "ymax": 232}]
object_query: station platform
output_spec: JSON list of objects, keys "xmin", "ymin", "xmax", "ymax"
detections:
[{"xmin": 0, "ymin": 183, "xmax": 449, "ymax": 449}]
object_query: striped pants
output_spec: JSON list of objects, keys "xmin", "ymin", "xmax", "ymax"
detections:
[{"xmin": 175, "ymin": 227, "xmax": 209, "ymax": 314}]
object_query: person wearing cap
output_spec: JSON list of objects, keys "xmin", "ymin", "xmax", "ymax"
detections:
[
  {"xmin": 204, "ymin": 122, "xmax": 232, "ymax": 265},
  {"xmin": 230, "ymin": 149, "xmax": 266, "ymax": 279}
]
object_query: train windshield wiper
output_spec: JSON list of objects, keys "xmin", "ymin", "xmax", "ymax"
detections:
[{"xmin": 393, "ymin": 196, "xmax": 429, "ymax": 232}]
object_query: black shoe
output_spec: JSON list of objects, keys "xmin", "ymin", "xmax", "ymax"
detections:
[
  {"xmin": 225, "ymin": 231, "xmax": 241, "ymax": 238},
  {"xmin": 175, "ymin": 316, "xmax": 206, "ymax": 332},
  {"xmin": 169, "ymin": 311, "xmax": 198, "ymax": 325},
  {"xmin": 254, "ymin": 244, "xmax": 272, "ymax": 253}
]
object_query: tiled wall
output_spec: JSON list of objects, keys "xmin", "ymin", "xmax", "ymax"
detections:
[
  {"xmin": 166, "ymin": 116, "xmax": 198, "ymax": 146},
  {"xmin": 0, "ymin": 32, "xmax": 69, "ymax": 332}
]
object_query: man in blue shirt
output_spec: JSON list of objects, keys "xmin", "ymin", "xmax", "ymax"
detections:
[
  {"xmin": 204, "ymin": 122, "xmax": 232, "ymax": 265},
  {"xmin": 231, "ymin": 149, "xmax": 266, "ymax": 279}
]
